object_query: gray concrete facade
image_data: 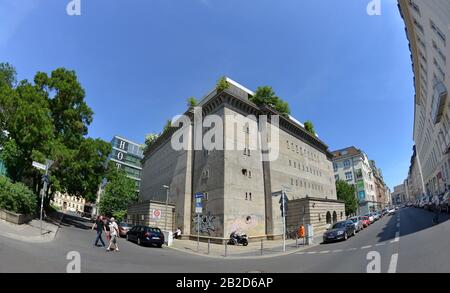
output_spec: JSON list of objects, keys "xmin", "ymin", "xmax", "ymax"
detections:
[{"xmin": 138, "ymin": 79, "xmax": 344, "ymax": 241}]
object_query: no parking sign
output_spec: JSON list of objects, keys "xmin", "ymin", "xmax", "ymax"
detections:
[{"xmin": 152, "ymin": 209, "xmax": 162, "ymax": 220}]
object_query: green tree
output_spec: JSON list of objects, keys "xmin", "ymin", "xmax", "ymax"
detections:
[
  {"xmin": 336, "ymin": 180, "xmax": 358, "ymax": 216},
  {"xmin": 186, "ymin": 97, "xmax": 198, "ymax": 108},
  {"xmin": 250, "ymin": 86, "xmax": 291, "ymax": 117},
  {"xmin": 0, "ymin": 63, "xmax": 110, "ymax": 205},
  {"xmin": 162, "ymin": 119, "xmax": 172, "ymax": 134},
  {"xmin": 98, "ymin": 165, "xmax": 137, "ymax": 221},
  {"xmin": 0, "ymin": 79, "xmax": 54, "ymax": 182},
  {"xmin": 0, "ymin": 62, "xmax": 16, "ymax": 87},
  {"xmin": 143, "ymin": 133, "xmax": 159, "ymax": 152},
  {"xmin": 34, "ymin": 68, "xmax": 93, "ymax": 148},
  {"xmin": 216, "ymin": 76, "xmax": 229, "ymax": 92},
  {"xmin": 304, "ymin": 120, "xmax": 316, "ymax": 136}
]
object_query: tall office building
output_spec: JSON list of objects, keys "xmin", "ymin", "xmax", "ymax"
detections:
[
  {"xmin": 398, "ymin": 0, "xmax": 450, "ymax": 196},
  {"xmin": 108, "ymin": 135, "xmax": 144, "ymax": 192},
  {"xmin": 93, "ymin": 136, "xmax": 144, "ymax": 216}
]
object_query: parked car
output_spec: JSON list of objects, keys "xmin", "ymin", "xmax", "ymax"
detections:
[
  {"xmin": 425, "ymin": 195, "xmax": 435, "ymax": 211},
  {"xmin": 419, "ymin": 196, "xmax": 427, "ymax": 208},
  {"xmin": 323, "ymin": 220, "xmax": 356, "ymax": 243},
  {"xmin": 374, "ymin": 212, "xmax": 381, "ymax": 220},
  {"xmin": 359, "ymin": 216, "xmax": 370, "ymax": 228},
  {"xmin": 349, "ymin": 217, "xmax": 364, "ymax": 232},
  {"xmin": 118, "ymin": 222, "xmax": 132, "ymax": 237},
  {"xmin": 126, "ymin": 225, "xmax": 164, "ymax": 247},
  {"xmin": 388, "ymin": 208, "xmax": 396, "ymax": 215},
  {"xmin": 365, "ymin": 213, "xmax": 374, "ymax": 223},
  {"xmin": 440, "ymin": 192, "xmax": 450, "ymax": 213}
]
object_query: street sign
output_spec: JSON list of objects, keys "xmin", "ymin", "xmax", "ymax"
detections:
[
  {"xmin": 152, "ymin": 209, "xmax": 162, "ymax": 220},
  {"xmin": 41, "ymin": 174, "xmax": 50, "ymax": 185},
  {"xmin": 194, "ymin": 193, "xmax": 203, "ymax": 214},
  {"xmin": 32, "ymin": 161, "xmax": 47, "ymax": 171},
  {"xmin": 279, "ymin": 191, "xmax": 289, "ymax": 217}
]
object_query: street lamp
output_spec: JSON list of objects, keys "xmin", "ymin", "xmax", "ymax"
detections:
[{"xmin": 163, "ymin": 185, "xmax": 169, "ymax": 231}]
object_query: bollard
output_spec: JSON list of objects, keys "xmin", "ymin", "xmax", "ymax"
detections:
[
  {"xmin": 225, "ymin": 242, "xmax": 228, "ymax": 257},
  {"xmin": 296, "ymin": 236, "xmax": 298, "ymax": 248},
  {"xmin": 260, "ymin": 239, "xmax": 263, "ymax": 256},
  {"xmin": 207, "ymin": 239, "xmax": 210, "ymax": 255}
]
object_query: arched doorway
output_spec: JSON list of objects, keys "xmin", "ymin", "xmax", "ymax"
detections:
[
  {"xmin": 333, "ymin": 211, "xmax": 337, "ymax": 223},
  {"xmin": 326, "ymin": 211, "xmax": 332, "ymax": 224}
]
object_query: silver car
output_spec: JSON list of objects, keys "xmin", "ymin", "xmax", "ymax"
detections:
[{"xmin": 349, "ymin": 217, "xmax": 364, "ymax": 232}]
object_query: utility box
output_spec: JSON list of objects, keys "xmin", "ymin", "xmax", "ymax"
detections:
[
  {"xmin": 306, "ymin": 224, "xmax": 314, "ymax": 245},
  {"xmin": 162, "ymin": 231, "xmax": 173, "ymax": 247}
]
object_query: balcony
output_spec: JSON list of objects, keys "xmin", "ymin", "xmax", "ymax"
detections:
[{"xmin": 432, "ymin": 81, "xmax": 448, "ymax": 124}]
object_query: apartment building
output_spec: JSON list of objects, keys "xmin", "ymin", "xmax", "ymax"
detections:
[{"xmin": 398, "ymin": 0, "xmax": 450, "ymax": 196}]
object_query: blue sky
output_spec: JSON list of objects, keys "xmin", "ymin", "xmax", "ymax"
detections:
[{"xmin": 0, "ymin": 0, "xmax": 414, "ymax": 190}]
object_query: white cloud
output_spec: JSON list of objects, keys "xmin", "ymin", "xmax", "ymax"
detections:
[{"xmin": 0, "ymin": 0, "xmax": 39, "ymax": 48}]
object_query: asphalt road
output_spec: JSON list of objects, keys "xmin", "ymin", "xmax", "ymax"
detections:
[{"xmin": 0, "ymin": 207, "xmax": 449, "ymax": 273}]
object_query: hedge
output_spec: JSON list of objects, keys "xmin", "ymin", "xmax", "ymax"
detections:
[{"xmin": 0, "ymin": 176, "xmax": 37, "ymax": 215}]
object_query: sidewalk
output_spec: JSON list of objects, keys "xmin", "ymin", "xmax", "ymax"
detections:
[
  {"xmin": 168, "ymin": 236, "xmax": 323, "ymax": 259},
  {"xmin": 0, "ymin": 213, "xmax": 63, "ymax": 243}
]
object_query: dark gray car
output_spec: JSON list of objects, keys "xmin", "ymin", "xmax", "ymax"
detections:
[{"xmin": 323, "ymin": 220, "xmax": 356, "ymax": 243}]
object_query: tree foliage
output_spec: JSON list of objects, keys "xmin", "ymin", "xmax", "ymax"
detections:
[
  {"xmin": 143, "ymin": 133, "xmax": 160, "ymax": 152},
  {"xmin": 250, "ymin": 86, "xmax": 291, "ymax": 117},
  {"xmin": 304, "ymin": 120, "xmax": 316, "ymax": 136},
  {"xmin": 216, "ymin": 76, "xmax": 230, "ymax": 92},
  {"xmin": 0, "ymin": 62, "xmax": 110, "ymax": 204},
  {"xmin": 186, "ymin": 97, "xmax": 198, "ymax": 108},
  {"xmin": 98, "ymin": 165, "xmax": 137, "ymax": 221},
  {"xmin": 336, "ymin": 180, "xmax": 358, "ymax": 216}
]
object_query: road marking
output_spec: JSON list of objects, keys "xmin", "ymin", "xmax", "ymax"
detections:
[
  {"xmin": 361, "ymin": 245, "xmax": 372, "ymax": 250},
  {"xmin": 388, "ymin": 253, "xmax": 398, "ymax": 273},
  {"xmin": 375, "ymin": 242, "xmax": 386, "ymax": 247},
  {"xmin": 391, "ymin": 232, "xmax": 400, "ymax": 243},
  {"xmin": 397, "ymin": 223, "xmax": 400, "ymax": 228},
  {"xmin": 307, "ymin": 251, "xmax": 317, "ymax": 255},
  {"xmin": 319, "ymin": 250, "xmax": 330, "ymax": 254},
  {"xmin": 332, "ymin": 249, "xmax": 343, "ymax": 253}
]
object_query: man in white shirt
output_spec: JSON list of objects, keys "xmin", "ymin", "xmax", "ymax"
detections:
[{"xmin": 107, "ymin": 217, "xmax": 120, "ymax": 252}]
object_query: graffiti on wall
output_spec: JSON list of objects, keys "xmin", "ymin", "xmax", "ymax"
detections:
[
  {"xmin": 229, "ymin": 215, "xmax": 259, "ymax": 235},
  {"xmin": 193, "ymin": 212, "xmax": 216, "ymax": 235}
]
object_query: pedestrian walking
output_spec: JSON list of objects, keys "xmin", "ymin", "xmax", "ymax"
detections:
[
  {"xmin": 92, "ymin": 216, "xmax": 106, "ymax": 247},
  {"xmin": 433, "ymin": 195, "xmax": 440, "ymax": 225},
  {"xmin": 104, "ymin": 217, "xmax": 111, "ymax": 242},
  {"xmin": 106, "ymin": 217, "xmax": 120, "ymax": 252}
]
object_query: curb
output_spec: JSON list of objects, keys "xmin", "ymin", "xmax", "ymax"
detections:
[
  {"xmin": 166, "ymin": 241, "xmax": 321, "ymax": 260},
  {"xmin": 0, "ymin": 213, "xmax": 64, "ymax": 244},
  {"xmin": 0, "ymin": 230, "xmax": 55, "ymax": 243}
]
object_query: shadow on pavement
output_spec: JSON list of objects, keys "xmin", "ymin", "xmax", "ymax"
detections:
[
  {"xmin": 60, "ymin": 213, "xmax": 92, "ymax": 230},
  {"xmin": 376, "ymin": 208, "xmax": 450, "ymax": 243}
]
